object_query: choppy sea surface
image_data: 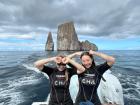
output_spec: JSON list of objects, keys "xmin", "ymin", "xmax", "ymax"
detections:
[{"xmin": 0, "ymin": 50, "xmax": 140, "ymax": 105}]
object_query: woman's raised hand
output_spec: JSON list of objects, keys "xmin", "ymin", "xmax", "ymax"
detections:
[
  {"xmin": 62, "ymin": 57, "xmax": 70, "ymax": 64},
  {"xmin": 55, "ymin": 56, "xmax": 62, "ymax": 64},
  {"xmin": 89, "ymin": 50, "xmax": 96, "ymax": 55}
]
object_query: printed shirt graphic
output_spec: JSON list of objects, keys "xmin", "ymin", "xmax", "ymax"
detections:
[
  {"xmin": 42, "ymin": 65, "xmax": 76, "ymax": 104},
  {"xmin": 54, "ymin": 74, "xmax": 67, "ymax": 87},
  {"xmin": 81, "ymin": 73, "xmax": 96, "ymax": 86}
]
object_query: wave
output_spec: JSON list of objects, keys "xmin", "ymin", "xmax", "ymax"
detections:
[
  {"xmin": 0, "ymin": 77, "xmax": 36, "ymax": 105},
  {"xmin": 22, "ymin": 63, "xmax": 49, "ymax": 79},
  {"xmin": 114, "ymin": 72, "xmax": 140, "ymax": 104},
  {"xmin": 0, "ymin": 65, "xmax": 43, "ymax": 105},
  {"xmin": 0, "ymin": 51, "xmax": 140, "ymax": 105}
]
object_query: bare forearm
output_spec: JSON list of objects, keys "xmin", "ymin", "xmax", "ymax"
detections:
[
  {"xmin": 93, "ymin": 51, "xmax": 115, "ymax": 66},
  {"xmin": 34, "ymin": 57, "xmax": 55, "ymax": 70},
  {"xmin": 67, "ymin": 53, "xmax": 77, "ymax": 58},
  {"xmin": 68, "ymin": 59, "xmax": 85, "ymax": 74},
  {"xmin": 67, "ymin": 52, "xmax": 83, "ymax": 58},
  {"xmin": 94, "ymin": 52, "xmax": 115, "ymax": 62}
]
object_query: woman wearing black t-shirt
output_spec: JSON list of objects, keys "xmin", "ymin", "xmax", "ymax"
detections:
[
  {"xmin": 34, "ymin": 55, "xmax": 85, "ymax": 105},
  {"xmin": 67, "ymin": 50, "xmax": 115, "ymax": 105}
]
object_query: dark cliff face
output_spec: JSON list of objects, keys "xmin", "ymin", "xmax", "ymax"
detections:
[
  {"xmin": 45, "ymin": 32, "xmax": 54, "ymax": 51},
  {"xmin": 79, "ymin": 40, "xmax": 98, "ymax": 51},
  {"xmin": 57, "ymin": 22, "xmax": 80, "ymax": 51}
]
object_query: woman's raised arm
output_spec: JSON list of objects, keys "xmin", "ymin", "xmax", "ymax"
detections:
[
  {"xmin": 89, "ymin": 50, "xmax": 115, "ymax": 67},
  {"xmin": 34, "ymin": 57, "xmax": 56, "ymax": 70}
]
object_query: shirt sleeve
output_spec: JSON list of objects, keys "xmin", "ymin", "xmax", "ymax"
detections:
[
  {"xmin": 96, "ymin": 62, "xmax": 111, "ymax": 75},
  {"xmin": 67, "ymin": 63, "xmax": 77, "ymax": 70},
  {"xmin": 67, "ymin": 63, "xmax": 76, "ymax": 69},
  {"xmin": 67, "ymin": 68, "xmax": 77, "ymax": 78},
  {"xmin": 42, "ymin": 65, "xmax": 54, "ymax": 76}
]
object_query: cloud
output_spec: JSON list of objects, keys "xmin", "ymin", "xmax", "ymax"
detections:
[
  {"xmin": 0, "ymin": 0, "xmax": 140, "ymax": 40},
  {"xmin": 0, "ymin": 41, "xmax": 44, "ymax": 51},
  {"xmin": 0, "ymin": 34, "xmax": 34, "ymax": 40}
]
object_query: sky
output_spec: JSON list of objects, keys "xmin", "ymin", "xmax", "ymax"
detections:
[{"xmin": 0, "ymin": 0, "xmax": 140, "ymax": 51}]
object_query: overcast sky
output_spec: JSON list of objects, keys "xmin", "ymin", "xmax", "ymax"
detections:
[{"xmin": 0, "ymin": 0, "xmax": 140, "ymax": 50}]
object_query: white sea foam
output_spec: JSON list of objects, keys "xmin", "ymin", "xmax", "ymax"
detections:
[
  {"xmin": 0, "ymin": 68, "xmax": 42, "ymax": 105},
  {"xmin": 136, "ymin": 82, "xmax": 140, "ymax": 89},
  {"xmin": 8, "ymin": 75, "xmax": 41, "ymax": 87},
  {"xmin": 0, "ymin": 81, "xmax": 24, "ymax": 105},
  {"xmin": 116, "ymin": 72, "xmax": 140, "ymax": 103},
  {"xmin": 0, "ymin": 102, "xmax": 4, "ymax": 105},
  {"xmin": 22, "ymin": 64, "xmax": 41, "ymax": 73},
  {"xmin": 22, "ymin": 63, "xmax": 49, "ymax": 79},
  {"xmin": 123, "ymin": 84, "xmax": 140, "ymax": 101},
  {"xmin": 124, "ymin": 93, "xmax": 140, "ymax": 101}
]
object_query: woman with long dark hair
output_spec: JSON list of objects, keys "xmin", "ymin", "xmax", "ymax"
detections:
[{"xmin": 67, "ymin": 50, "xmax": 115, "ymax": 105}]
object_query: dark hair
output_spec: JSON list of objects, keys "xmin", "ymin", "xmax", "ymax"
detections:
[
  {"xmin": 80, "ymin": 52, "xmax": 93, "ymax": 59},
  {"xmin": 80, "ymin": 52, "xmax": 96, "ymax": 66}
]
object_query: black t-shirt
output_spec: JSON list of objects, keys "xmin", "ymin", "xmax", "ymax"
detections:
[
  {"xmin": 42, "ymin": 65, "xmax": 76, "ymax": 105},
  {"xmin": 75, "ymin": 62, "xmax": 111, "ymax": 105}
]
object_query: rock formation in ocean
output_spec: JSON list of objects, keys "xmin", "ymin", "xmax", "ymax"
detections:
[
  {"xmin": 45, "ymin": 21, "xmax": 98, "ymax": 51},
  {"xmin": 45, "ymin": 32, "xmax": 54, "ymax": 51},
  {"xmin": 57, "ymin": 21, "xmax": 80, "ymax": 50},
  {"xmin": 79, "ymin": 40, "xmax": 98, "ymax": 51}
]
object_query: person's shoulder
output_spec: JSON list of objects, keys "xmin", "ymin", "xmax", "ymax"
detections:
[
  {"xmin": 66, "ymin": 67, "xmax": 78, "ymax": 76},
  {"xmin": 66, "ymin": 68, "xmax": 73, "ymax": 73},
  {"xmin": 42, "ymin": 65, "xmax": 57, "ymax": 73},
  {"xmin": 95, "ymin": 62, "xmax": 111, "ymax": 75},
  {"xmin": 96, "ymin": 62, "xmax": 109, "ymax": 67}
]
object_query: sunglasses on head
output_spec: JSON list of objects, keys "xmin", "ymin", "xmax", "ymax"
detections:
[{"xmin": 57, "ymin": 63, "xmax": 66, "ymax": 66}]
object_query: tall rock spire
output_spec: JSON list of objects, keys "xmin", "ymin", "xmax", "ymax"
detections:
[{"xmin": 45, "ymin": 32, "xmax": 54, "ymax": 51}]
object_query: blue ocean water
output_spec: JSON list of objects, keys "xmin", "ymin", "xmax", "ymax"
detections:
[{"xmin": 0, "ymin": 50, "xmax": 140, "ymax": 105}]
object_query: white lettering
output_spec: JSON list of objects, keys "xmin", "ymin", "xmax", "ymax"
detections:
[
  {"xmin": 81, "ymin": 78, "xmax": 95, "ymax": 85},
  {"xmin": 54, "ymin": 80, "xmax": 65, "ymax": 86},
  {"xmin": 56, "ymin": 75, "xmax": 65, "ymax": 78}
]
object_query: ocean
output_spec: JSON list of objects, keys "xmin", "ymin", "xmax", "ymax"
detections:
[{"xmin": 0, "ymin": 50, "xmax": 140, "ymax": 105}]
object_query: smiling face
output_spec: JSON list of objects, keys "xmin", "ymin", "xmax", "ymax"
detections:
[{"xmin": 81, "ymin": 55, "xmax": 93, "ymax": 69}]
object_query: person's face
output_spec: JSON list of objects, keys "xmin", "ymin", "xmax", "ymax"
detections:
[
  {"xmin": 81, "ymin": 55, "xmax": 92, "ymax": 69},
  {"xmin": 56, "ymin": 57, "xmax": 66, "ymax": 71}
]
